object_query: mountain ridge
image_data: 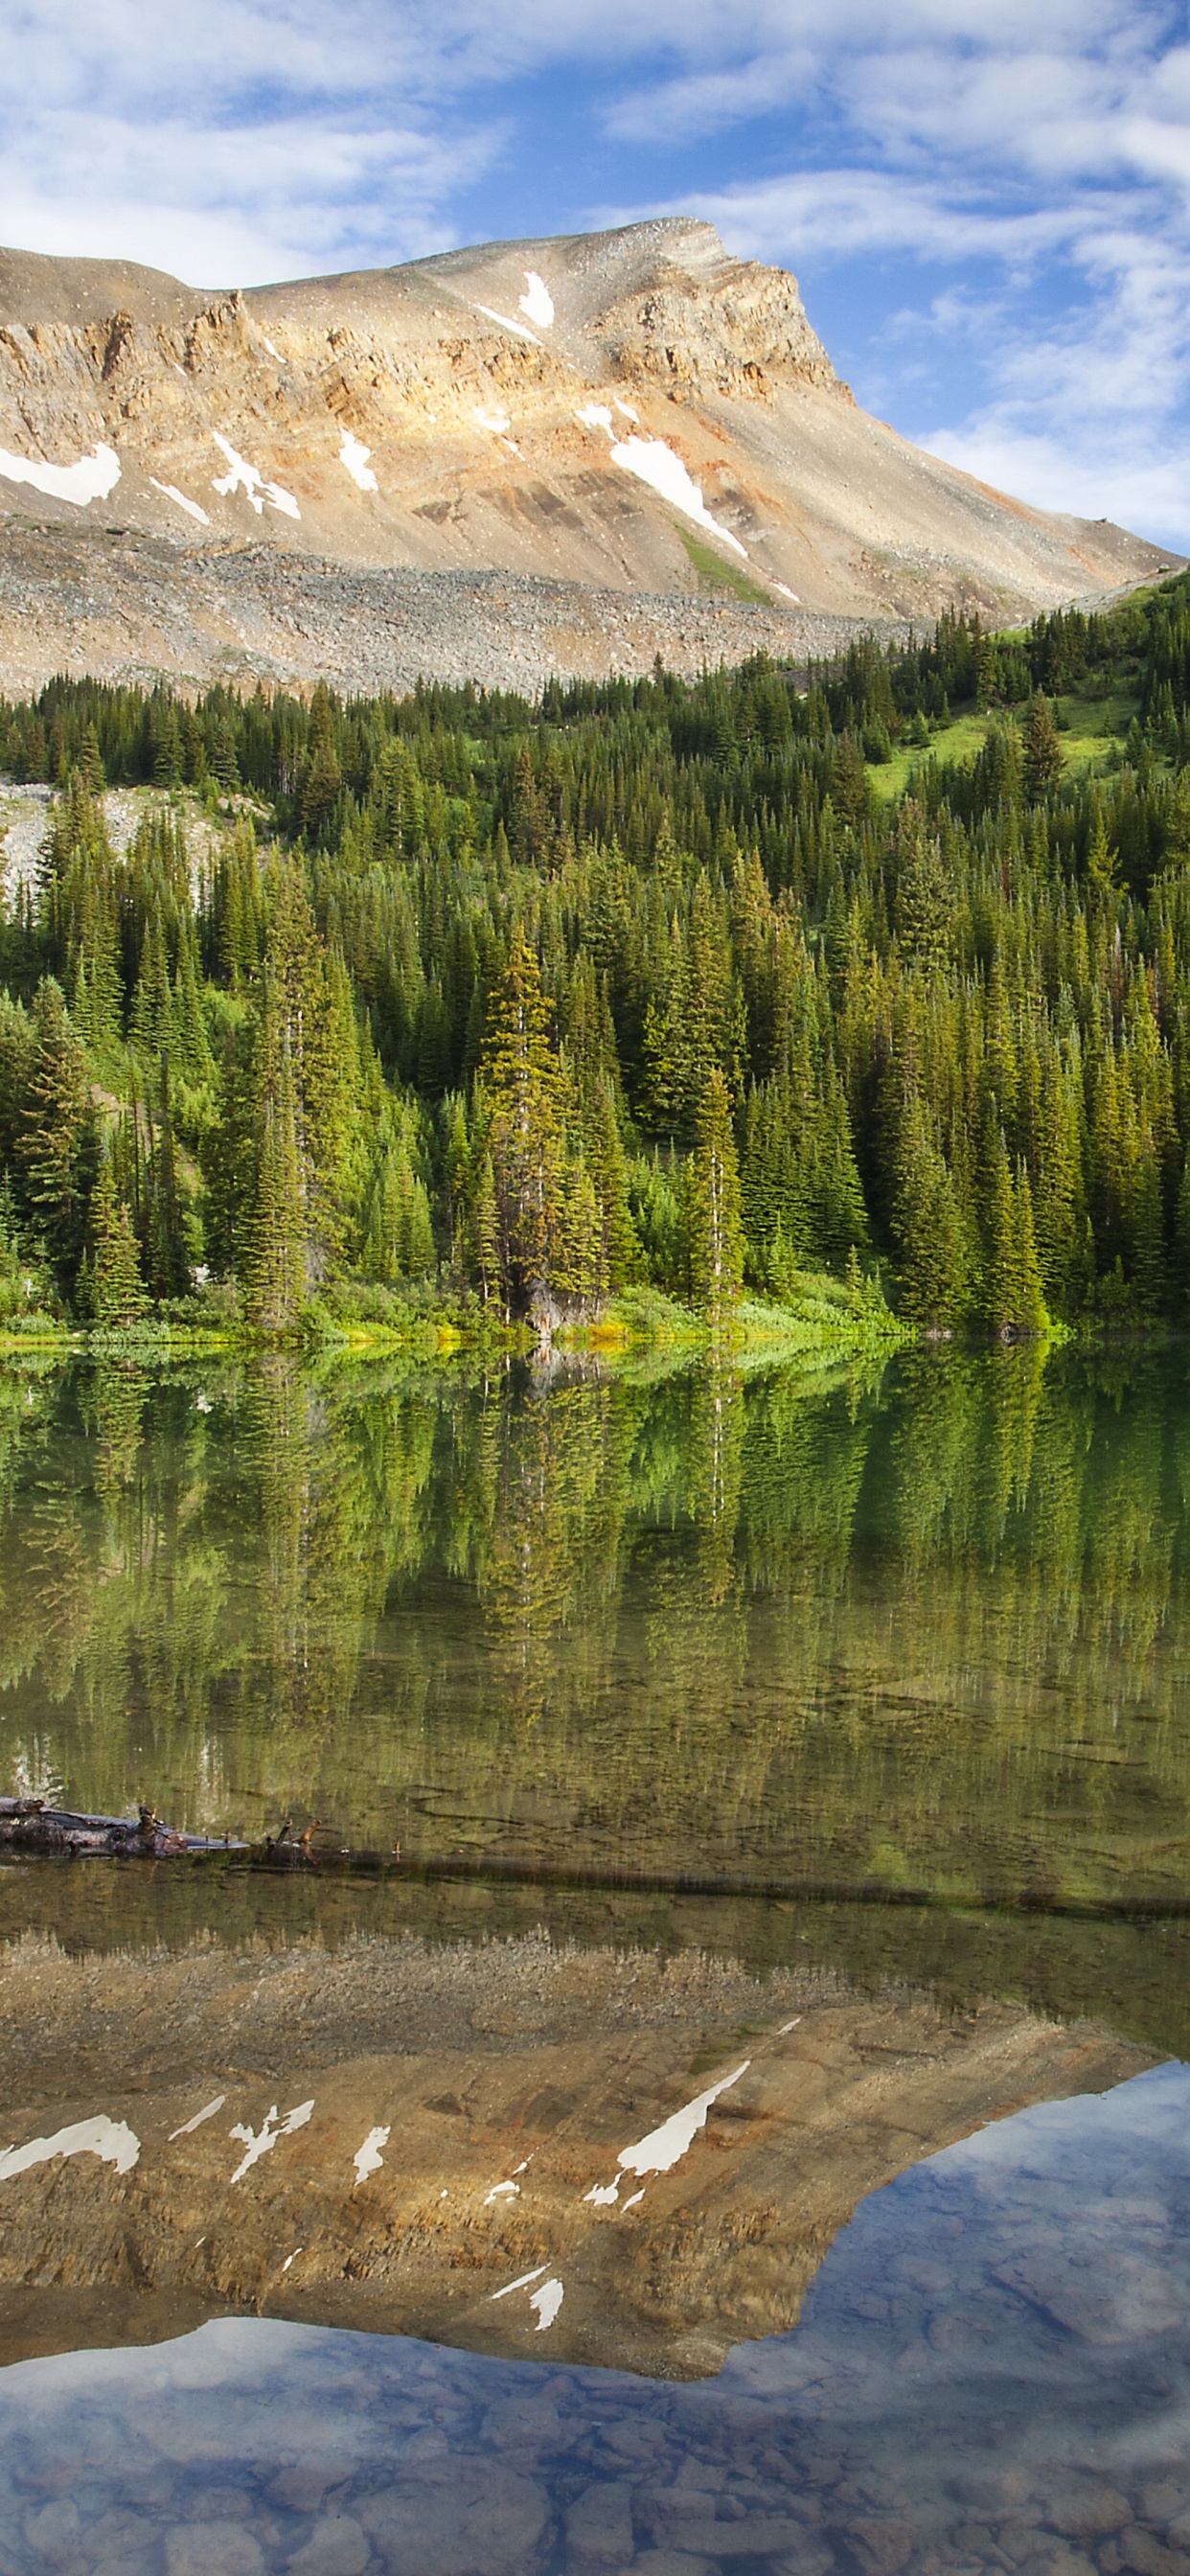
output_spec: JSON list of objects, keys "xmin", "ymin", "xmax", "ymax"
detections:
[{"xmin": 0, "ymin": 219, "xmax": 1179, "ymax": 694}]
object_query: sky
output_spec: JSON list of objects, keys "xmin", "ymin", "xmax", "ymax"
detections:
[{"xmin": 0, "ymin": 1, "xmax": 1187, "ymax": 549}]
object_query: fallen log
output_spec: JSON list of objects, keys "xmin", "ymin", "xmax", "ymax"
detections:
[
  {"xmin": 0, "ymin": 1797, "xmax": 247, "ymax": 1859},
  {"xmin": 247, "ymin": 1817, "xmax": 321, "ymax": 1868}
]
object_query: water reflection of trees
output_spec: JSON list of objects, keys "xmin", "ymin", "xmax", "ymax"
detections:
[{"xmin": 1, "ymin": 1342, "xmax": 1190, "ymax": 1898}]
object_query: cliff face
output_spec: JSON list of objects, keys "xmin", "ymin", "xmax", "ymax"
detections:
[{"xmin": 0, "ymin": 219, "xmax": 1177, "ymax": 694}]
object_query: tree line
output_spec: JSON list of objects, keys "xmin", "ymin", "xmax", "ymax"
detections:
[{"xmin": 2, "ymin": 571, "xmax": 1190, "ymax": 1335}]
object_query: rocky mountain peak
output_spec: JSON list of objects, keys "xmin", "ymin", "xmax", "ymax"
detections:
[{"xmin": 0, "ymin": 220, "xmax": 1177, "ymax": 699}]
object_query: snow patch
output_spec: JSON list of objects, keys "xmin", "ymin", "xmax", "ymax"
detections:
[
  {"xmin": 519, "ymin": 271, "xmax": 554, "ymax": 331},
  {"xmin": 622, "ymin": 2188, "xmax": 646, "ymax": 2211},
  {"xmin": 472, "ymin": 406, "xmax": 512, "ymax": 435},
  {"xmin": 476, "ymin": 305, "xmax": 540, "ymax": 346},
  {"xmin": 618, "ymin": 2062, "xmax": 750, "ymax": 2176},
  {"xmin": 530, "ymin": 2277, "xmax": 563, "ymax": 2331},
  {"xmin": 211, "ymin": 436, "xmax": 262, "ymax": 515},
  {"xmin": 778, "ymin": 2016, "xmax": 802, "ymax": 2033},
  {"xmin": 281, "ymin": 2246, "xmax": 303, "ymax": 2271},
  {"xmin": 772, "ymin": 583, "xmax": 800, "ymax": 603},
  {"xmin": 0, "ymin": 2115, "xmax": 140, "ymax": 2181},
  {"xmin": 339, "ymin": 430, "xmax": 378, "ymax": 492},
  {"xmin": 484, "ymin": 2179, "xmax": 520, "ymax": 2205},
  {"xmin": 0, "ymin": 441, "xmax": 120, "ymax": 508},
  {"xmin": 491, "ymin": 2264, "xmax": 547, "ymax": 2302},
  {"xmin": 211, "ymin": 433, "xmax": 300, "ymax": 520},
  {"xmin": 613, "ymin": 398, "xmax": 639, "ymax": 422},
  {"xmin": 149, "ymin": 477, "xmax": 210, "ymax": 526},
  {"xmin": 228, "ymin": 2099, "xmax": 313, "ymax": 2185},
  {"xmin": 169, "ymin": 2094, "xmax": 225, "ymax": 2141},
  {"xmin": 263, "ymin": 337, "xmax": 282, "ymax": 360},
  {"xmin": 576, "ymin": 404, "xmax": 613, "ymax": 433},
  {"xmin": 583, "ymin": 2179, "xmax": 620, "ymax": 2207},
  {"xmin": 609, "ymin": 436, "xmax": 748, "ymax": 559},
  {"xmin": 353, "ymin": 2125, "xmax": 390, "ymax": 2185}
]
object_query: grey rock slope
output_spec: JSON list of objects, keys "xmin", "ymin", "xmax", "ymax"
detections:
[{"xmin": 0, "ymin": 218, "xmax": 1178, "ymax": 695}]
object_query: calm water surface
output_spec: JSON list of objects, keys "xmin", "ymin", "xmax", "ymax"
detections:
[
  {"xmin": 3, "ymin": 1337, "xmax": 1190, "ymax": 1909},
  {"xmin": 4, "ymin": 1339, "xmax": 1190, "ymax": 2565}
]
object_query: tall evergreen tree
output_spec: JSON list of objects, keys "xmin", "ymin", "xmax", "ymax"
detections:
[
  {"xmin": 478, "ymin": 927, "xmax": 568, "ymax": 1315},
  {"xmin": 1022, "ymin": 691, "xmax": 1064, "ymax": 799},
  {"xmin": 88, "ymin": 1158, "xmax": 149, "ymax": 1324},
  {"xmin": 686, "ymin": 1067, "xmax": 744, "ymax": 1328}
]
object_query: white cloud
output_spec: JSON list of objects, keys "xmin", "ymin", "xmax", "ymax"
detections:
[
  {"xmin": 588, "ymin": 8, "xmax": 1190, "ymax": 552},
  {"xmin": 0, "ymin": 0, "xmax": 1187, "ymax": 549},
  {"xmin": 0, "ymin": 7, "xmax": 507, "ymax": 281},
  {"xmin": 927, "ymin": 422, "xmax": 1190, "ymax": 558}
]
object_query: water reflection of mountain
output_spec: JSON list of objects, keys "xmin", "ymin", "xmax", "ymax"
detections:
[{"xmin": 2, "ymin": 1342, "xmax": 1190, "ymax": 1910}]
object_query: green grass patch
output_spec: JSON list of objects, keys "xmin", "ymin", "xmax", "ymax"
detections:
[
  {"xmin": 868, "ymin": 679, "xmax": 1144, "ymax": 802},
  {"xmin": 675, "ymin": 523, "xmax": 773, "ymax": 607},
  {"xmin": 867, "ymin": 712, "xmax": 987, "ymax": 800},
  {"xmin": 1052, "ymin": 682, "xmax": 1142, "ymax": 771}
]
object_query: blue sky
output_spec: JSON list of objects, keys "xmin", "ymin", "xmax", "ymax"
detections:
[{"xmin": 1, "ymin": 0, "xmax": 1188, "ymax": 547}]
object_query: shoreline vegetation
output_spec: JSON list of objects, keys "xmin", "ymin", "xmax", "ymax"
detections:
[
  {"xmin": 0, "ymin": 1270, "xmax": 909, "ymax": 1373},
  {"xmin": 3, "ymin": 573, "xmax": 1189, "ymax": 1358}
]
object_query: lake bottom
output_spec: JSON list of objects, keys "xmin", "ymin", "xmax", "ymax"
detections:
[{"xmin": 1, "ymin": 2063, "xmax": 1186, "ymax": 2576}]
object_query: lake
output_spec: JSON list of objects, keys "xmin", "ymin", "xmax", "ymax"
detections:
[{"xmin": 1, "ymin": 1339, "xmax": 1189, "ymax": 2569}]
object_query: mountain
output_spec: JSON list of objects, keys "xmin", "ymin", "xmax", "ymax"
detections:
[{"xmin": 0, "ymin": 218, "xmax": 1179, "ymax": 695}]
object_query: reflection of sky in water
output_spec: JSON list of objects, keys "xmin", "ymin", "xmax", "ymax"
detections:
[{"xmin": 2, "ymin": 2065, "xmax": 1188, "ymax": 2571}]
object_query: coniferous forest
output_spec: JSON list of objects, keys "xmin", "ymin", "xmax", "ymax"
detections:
[{"xmin": 3, "ymin": 571, "xmax": 1190, "ymax": 1340}]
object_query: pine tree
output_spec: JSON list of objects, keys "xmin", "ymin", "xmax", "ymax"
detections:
[
  {"xmin": 89, "ymin": 1158, "xmax": 149, "ymax": 1324},
  {"xmin": 892, "ymin": 799, "xmax": 952, "ymax": 971},
  {"xmin": 172, "ymin": 920, "xmax": 216, "ymax": 1082},
  {"xmin": 554, "ymin": 1153, "xmax": 605, "ymax": 1311},
  {"xmin": 1010, "ymin": 1162, "xmax": 1048, "ymax": 1334},
  {"xmin": 1085, "ymin": 804, "xmax": 1121, "ymax": 897},
  {"xmin": 300, "ymin": 683, "xmax": 342, "ymax": 837},
  {"xmin": 686, "ymin": 1067, "xmax": 744, "ymax": 1329},
  {"xmin": 132, "ymin": 909, "xmax": 175, "ymax": 1061},
  {"xmin": 478, "ymin": 927, "xmax": 568, "ymax": 1314},
  {"xmin": 893, "ymin": 1092, "xmax": 969, "ymax": 1330},
  {"xmin": 243, "ymin": 982, "xmax": 306, "ymax": 1330},
  {"xmin": 145, "ymin": 1051, "xmax": 189, "ymax": 1298},
  {"xmin": 80, "ymin": 723, "xmax": 105, "ymax": 794},
  {"xmin": 587, "ymin": 1080, "xmax": 638, "ymax": 1291},
  {"xmin": 984, "ymin": 1129, "xmax": 1018, "ymax": 1333},
  {"xmin": 1022, "ymin": 691, "xmax": 1063, "ymax": 799},
  {"xmin": 1133, "ymin": 1151, "xmax": 1168, "ymax": 1313},
  {"xmin": 470, "ymin": 1151, "xmax": 501, "ymax": 1306},
  {"xmin": 14, "ymin": 980, "xmax": 96, "ymax": 1284}
]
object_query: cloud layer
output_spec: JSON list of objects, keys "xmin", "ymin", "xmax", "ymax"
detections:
[{"xmin": 0, "ymin": 0, "xmax": 1186, "ymax": 544}]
